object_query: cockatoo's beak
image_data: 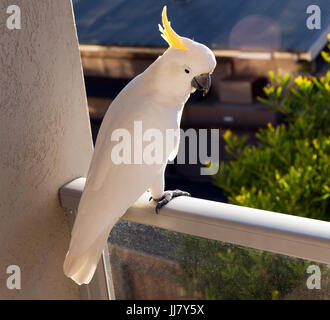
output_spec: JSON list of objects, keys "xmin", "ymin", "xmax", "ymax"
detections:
[{"xmin": 191, "ymin": 73, "xmax": 211, "ymax": 96}]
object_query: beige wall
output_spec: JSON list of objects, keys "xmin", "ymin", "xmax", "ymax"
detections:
[{"xmin": 0, "ymin": 1, "xmax": 93, "ymax": 299}]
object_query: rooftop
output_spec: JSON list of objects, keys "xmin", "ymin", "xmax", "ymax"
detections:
[{"xmin": 73, "ymin": 0, "xmax": 330, "ymax": 59}]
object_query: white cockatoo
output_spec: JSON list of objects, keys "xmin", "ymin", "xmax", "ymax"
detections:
[{"xmin": 64, "ymin": 6, "xmax": 216, "ymax": 285}]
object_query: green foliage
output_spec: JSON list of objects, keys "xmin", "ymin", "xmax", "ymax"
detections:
[
  {"xmin": 169, "ymin": 234, "xmax": 309, "ymax": 300},
  {"xmin": 321, "ymin": 34, "xmax": 330, "ymax": 63},
  {"xmin": 171, "ymin": 40, "xmax": 330, "ymax": 299},
  {"xmin": 217, "ymin": 69, "xmax": 330, "ymax": 220}
]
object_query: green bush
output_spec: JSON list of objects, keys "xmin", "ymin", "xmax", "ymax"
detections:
[
  {"xmin": 321, "ymin": 34, "xmax": 330, "ymax": 63},
  {"xmin": 168, "ymin": 232, "xmax": 311, "ymax": 299},
  {"xmin": 217, "ymin": 70, "xmax": 330, "ymax": 220},
  {"xmin": 170, "ymin": 42, "xmax": 330, "ymax": 299}
]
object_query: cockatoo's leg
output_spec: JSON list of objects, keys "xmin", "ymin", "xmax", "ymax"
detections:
[
  {"xmin": 153, "ymin": 190, "xmax": 191, "ymax": 214},
  {"xmin": 149, "ymin": 168, "xmax": 165, "ymax": 200},
  {"xmin": 149, "ymin": 169, "xmax": 190, "ymax": 214}
]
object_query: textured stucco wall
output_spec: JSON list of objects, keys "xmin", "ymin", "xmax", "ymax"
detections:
[{"xmin": 0, "ymin": 1, "xmax": 93, "ymax": 299}]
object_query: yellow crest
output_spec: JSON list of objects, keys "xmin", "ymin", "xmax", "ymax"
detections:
[{"xmin": 158, "ymin": 6, "xmax": 187, "ymax": 50}]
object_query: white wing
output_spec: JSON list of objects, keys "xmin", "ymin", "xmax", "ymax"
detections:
[{"xmin": 63, "ymin": 78, "xmax": 172, "ymax": 284}]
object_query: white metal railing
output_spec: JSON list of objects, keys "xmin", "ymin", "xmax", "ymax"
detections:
[{"xmin": 59, "ymin": 177, "xmax": 330, "ymax": 299}]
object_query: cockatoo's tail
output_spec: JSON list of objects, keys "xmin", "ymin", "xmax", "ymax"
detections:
[{"xmin": 63, "ymin": 6, "xmax": 216, "ymax": 285}]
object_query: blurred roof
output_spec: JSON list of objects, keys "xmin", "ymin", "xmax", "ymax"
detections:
[{"xmin": 73, "ymin": 0, "xmax": 330, "ymax": 59}]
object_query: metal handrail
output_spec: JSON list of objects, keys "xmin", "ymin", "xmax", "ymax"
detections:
[{"xmin": 59, "ymin": 177, "xmax": 330, "ymax": 298}]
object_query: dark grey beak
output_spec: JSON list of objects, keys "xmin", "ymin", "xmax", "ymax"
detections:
[{"xmin": 191, "ymin": 73, "xmax": 211, "ymax": 96}]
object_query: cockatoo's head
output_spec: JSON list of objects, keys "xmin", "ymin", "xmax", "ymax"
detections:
[{"xmin": 155, "ymin": 6, "xmax": 216, "ymax": 101}]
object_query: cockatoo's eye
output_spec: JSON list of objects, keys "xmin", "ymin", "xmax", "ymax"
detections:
[{"xmin": 184, "ymin": 69, "xmax": 190, "ymax": 74}]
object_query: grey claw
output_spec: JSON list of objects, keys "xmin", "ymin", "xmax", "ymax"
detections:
[{"xmin": 153, "ymin": 189, "xmax": 191, "ymax": 214}]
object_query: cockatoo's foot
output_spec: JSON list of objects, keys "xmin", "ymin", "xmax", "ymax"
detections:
[{"xmin": 149, "ymin": 190, "xmax": 191, "ymax": 214}]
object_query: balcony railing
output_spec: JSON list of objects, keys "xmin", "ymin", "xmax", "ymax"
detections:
[{"xmin": 59, "ymin": 177, "xmax": 330, "ymax": 300}]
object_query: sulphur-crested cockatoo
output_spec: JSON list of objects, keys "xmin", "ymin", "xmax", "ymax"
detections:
[{"xmin": 64, "ymin": 6, "xmax": 216, "ymax": 285}]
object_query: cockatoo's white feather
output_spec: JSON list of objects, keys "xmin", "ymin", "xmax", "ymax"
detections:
[{"xmin": 63, "ymin": 7, "xmax": 216, "ymax": 285}]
